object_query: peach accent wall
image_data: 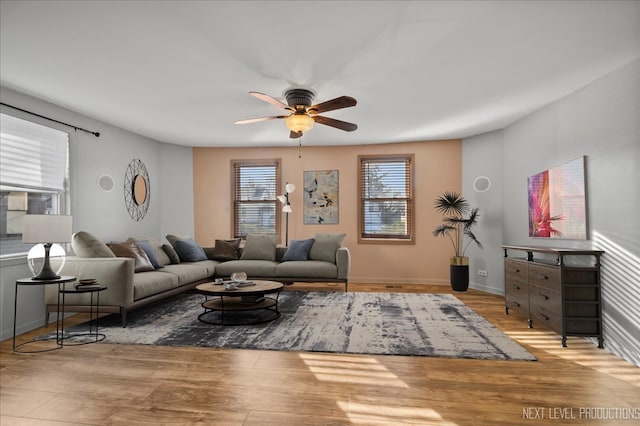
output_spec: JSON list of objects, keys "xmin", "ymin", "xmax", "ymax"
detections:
[{"xmin": 193, "ymin": 139, "xmax": 461, "ymax": 285}]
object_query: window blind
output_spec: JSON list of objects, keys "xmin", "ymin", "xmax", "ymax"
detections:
[
  {"xmin": 232, "ymin": 159, "xmax": 281, "ymax": 238},
  {"xmin": 359, "ymin": 155, "xmax": 414, "ymax": 241},
  {"xmin": 1, "ymin": 113, "xmax": 69, "ymax": 191}
]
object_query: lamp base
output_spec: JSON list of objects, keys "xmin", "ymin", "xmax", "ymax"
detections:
[{"xmin": 30, "ymin": 243, "xmax": 62, "ymax": 280}]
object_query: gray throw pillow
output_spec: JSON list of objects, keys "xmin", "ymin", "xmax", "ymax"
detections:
[
  {"xmin": 134, "ymin": 239, "xmax": 165, "ymax": 269},
  {"xmin": 107, "ymin": 241, "xmax": 155, "ymax": 273},
  {"xmin": 240, "ymin": 234, "xmax": 278, "ymax": 261},
  {"xmin": 174, "ymin": 238, "xmax": 208, "ymax": 262},
  {"xmin": 210, "ymin": 239, "xmax": 241, "ymax": 261},
  {"xmin": 166, "ymin": 234, "xmax": 192, "ymax": 249},
  {"xmin": 71, "ymin": 231, "xmax": 115, "ymax": 258},
  {"xmin": 162, "ymin": 244, "xmax": 181, "ymax": 264},
  {"xmin": 282, "ymin": 238, "xmax": 315, "ymax": 262},
  {"xmin": 309, "ymin": 233, "xmax": 346, "ymax": 263}
]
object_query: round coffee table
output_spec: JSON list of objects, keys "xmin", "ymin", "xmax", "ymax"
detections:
[{"xmin": 195, "ymin": 280, "xmax": 284, "ymax": 325}]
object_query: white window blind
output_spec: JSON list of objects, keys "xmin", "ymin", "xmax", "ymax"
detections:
[
  {"xmin": 1, "ymin": 113, "xmax": 69, "ymax": 191},
  {"xmin": 359, "ymin": 155, "xmax": 414, "ymax": 242},
  {"xmin": 232, "ymin": 159, "xmax": 281, "ymax": 238}
]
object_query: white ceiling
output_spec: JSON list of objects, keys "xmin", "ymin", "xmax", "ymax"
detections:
[{"xmin": 1, "ymin": 1, "xmax": 639, "ymax": 147}]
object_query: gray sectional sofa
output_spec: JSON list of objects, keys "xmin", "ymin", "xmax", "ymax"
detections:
[{"xmin": 44, "ymin": 232, "xmax": 350, "ymax": 326}]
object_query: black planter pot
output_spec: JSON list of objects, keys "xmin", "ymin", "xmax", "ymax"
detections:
[{"xmin": 450, "ymin": 264, "xmax": 470, "ymax": 292}]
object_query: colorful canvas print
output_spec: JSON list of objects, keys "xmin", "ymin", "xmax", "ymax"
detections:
[
  {"xmin": 528, "ymin": 157, "xmax": 587, "ymax": 239},
  {"xmin": 303, "ymin": 170, "xmax": 339, "ymax": 224}
]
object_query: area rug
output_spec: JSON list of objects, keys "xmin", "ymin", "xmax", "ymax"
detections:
[{"xmin": 57, "ymin": 291, "xmax": 536, "ymax": 361}]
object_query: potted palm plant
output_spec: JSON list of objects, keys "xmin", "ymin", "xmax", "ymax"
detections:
[{"xmin": 433, "ymin": 191, "xmax": 483, "ymax": 291}]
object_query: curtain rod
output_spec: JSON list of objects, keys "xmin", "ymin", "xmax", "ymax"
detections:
[{"xmin": 0, "ymin": 102, "xmax": 100, "ymax": 137}]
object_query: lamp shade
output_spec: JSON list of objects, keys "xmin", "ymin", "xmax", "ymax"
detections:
[
  {"xmin": 285, "ymin": 183, "xmax": 296, "ymax": 193},
  {"xmin": 285, "ymin": 114, "xmax": 314, "ymax": 133},
  {"xmin": 22, "ymin": 215, "xmax": 73, "ymax": 243}
]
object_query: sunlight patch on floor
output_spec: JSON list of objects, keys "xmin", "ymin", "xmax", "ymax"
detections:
[
  {"xmin": 298, "ymin": 353, "xmax": 409, "ymax": 388},
  {"xmin": 337, "ymin": 400, "xmax": 458, "ymax": 425},
  {"xmin": 505, "ymin": 330, "xmax": 640, "ymax": 387}
]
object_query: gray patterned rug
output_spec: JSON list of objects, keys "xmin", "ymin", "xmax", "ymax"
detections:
[{"xmin": 60, "ymin": 291, "xmax": 536, "ymax": 361}]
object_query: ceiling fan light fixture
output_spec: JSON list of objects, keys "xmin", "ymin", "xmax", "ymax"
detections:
[{"xmin": 285, "ymin": 113, "xmax": 314, "ymax": 134}]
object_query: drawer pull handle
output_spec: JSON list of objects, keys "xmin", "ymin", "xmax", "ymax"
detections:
[
  {"xmin": 515, "ymin": 269, "xmax": 520, "ymax": 273},
  {"xmin": 539, "ymin": 313, "xmax": 550, "ymax": 321},
  {"xmin": 537, "ymin": 274, "xmax": 548, "ymax": 280},
  {"xmin": 539, "ymin": 293, "xmax": 549, "ymax": 300},
  {"xmin": 514, "ymin": 302, "xmax": 521, "ymax": 307},
  {"xmin": 514, "ymin": 285, "xmax": 520, "ymax": 290}
]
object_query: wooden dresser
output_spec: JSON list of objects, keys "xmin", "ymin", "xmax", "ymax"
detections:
[{"xmin": 502, "ymin": 245, "xmax": 604, "ymax": 348}]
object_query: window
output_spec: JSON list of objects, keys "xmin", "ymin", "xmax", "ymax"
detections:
[
  {"xmin": 0, "ymin": 113, "xmax": 70, "ymax": 256},
  {"xmin": 231, "ymin": 159, "xmax": 281, "ymax": 239},
  {"xmin": 358, "ymin": 154, "xmax": 414, "ymax": 243}
]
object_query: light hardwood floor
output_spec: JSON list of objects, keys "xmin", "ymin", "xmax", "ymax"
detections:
[{"xmin": 1, "ymin": 283, "xmax": 638, "ymax": 425}]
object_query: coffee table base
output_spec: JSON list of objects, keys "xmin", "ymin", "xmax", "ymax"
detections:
[{"xmin": 198, "ymin": 296, "xmax": 281, "ymax": 325}]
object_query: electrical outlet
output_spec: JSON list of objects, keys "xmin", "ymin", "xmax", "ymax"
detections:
[{"xmin": 478, "ymin": 269, "xmax": 488, "ymax": 277}]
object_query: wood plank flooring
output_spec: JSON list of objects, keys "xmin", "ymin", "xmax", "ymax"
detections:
[{"xmin": 1, "ymin": 283, "xmax": 638, "ymax": 425}]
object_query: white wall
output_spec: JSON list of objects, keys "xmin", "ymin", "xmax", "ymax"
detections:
[
  {"xmin": 0, "ymin": 86, "xmax": 195, "ymax": 341},
  {"xmin": 462, "ymin": 129, "xmax": 505, "ymax": 295},
  {"xmin": 464, "ymin": 58, "xmax": 640, "ymax": 366}
]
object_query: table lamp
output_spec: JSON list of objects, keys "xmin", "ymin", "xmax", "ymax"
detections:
[{"xmin": 22, "ymin": 215, "xmax": 73, "ymax": 280}]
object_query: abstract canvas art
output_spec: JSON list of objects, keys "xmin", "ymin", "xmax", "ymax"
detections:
[
  {"xmin": 528, "ymin": 156, "xmax": 587, "ymax": 239},
  {"xmin": 303, "ymin": 170, "xmax": 339, "ymax": 224}
]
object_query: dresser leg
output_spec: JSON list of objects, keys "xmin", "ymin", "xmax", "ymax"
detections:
[
  {"xmin": 527, "ymin": 318, "xmax": 533, "ymax": 328},
  {"xmin": 505, "ymin": 306, "xmax": 509, "ymax": 315},
  {"xmin": 562, "ymin": 336, "xmax": 567, "ymax": 347}
]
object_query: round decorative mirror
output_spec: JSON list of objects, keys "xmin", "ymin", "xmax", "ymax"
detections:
[
  {"xmin": 133, "ymin": 174, "xmax": 148, "ymax": 205},
  {"xmin": 124, "ymin": 159, "xmax": 150, "ymax": 221}
]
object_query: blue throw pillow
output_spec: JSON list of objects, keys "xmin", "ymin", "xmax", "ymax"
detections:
[
  {"xmin": 135, "ymin": 239, "xmax": 164, "ymax": 269},
  {"xmin": 282, "ymin": 238, "xmax": 315, "ymax": 262},
  {"xmin": 174, "ymin": 238, "xmax": 207, "ymax": 262}
]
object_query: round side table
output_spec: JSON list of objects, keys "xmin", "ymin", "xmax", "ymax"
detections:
[
  {"xmin": 59, "ymin": 283, "xmax": 107, "ymax": 346},
  {"xmin": 13, "ymin": 276, "xmax": 76, "ymax": 353}
]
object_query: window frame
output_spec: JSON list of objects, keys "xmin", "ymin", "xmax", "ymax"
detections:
[
  {"xmin": 230, "ymin": 158, "xmax": 281, "ymax": 240},
  {"xmin": 358, "ymin": 154, "xmax": 415, "ymax": 244},
  {"xmin": 0, "ymin": 113, "xmax": 71, "ymax": 257}
]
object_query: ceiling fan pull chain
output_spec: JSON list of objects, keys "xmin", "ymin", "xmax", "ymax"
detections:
[{"xmin": 298, "ymin": 136, "xmax": 303, "ymax": 159}]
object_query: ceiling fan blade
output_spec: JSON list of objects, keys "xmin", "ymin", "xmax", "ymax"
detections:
[
  {"xmin": 313, "ymin": 115, "xmax": 358, "ymax": 132},
  {"xmin": 290, "ymin": 131, "xmax": 303, "ymax": 139},
  {"xmin": 234, "ymin": 115, "xmax": 287, "ymax": 125},
  {"xmin": 250, "ymin": 92, "xmax": 293, "ymax": 111},
  {"xmin": 308, "ymin": 96, "xmax": 357, "ymax": 114}
]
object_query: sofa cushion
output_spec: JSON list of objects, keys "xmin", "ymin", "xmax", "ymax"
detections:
[
  {"xmin": 133, "ymin": 270, "xmax": 179, "ymax": 300},
  {"xmin": 134, "ymin": 239, "xmax": 165, "ymax": 269},
  {"xmin": 174, "ymin": 238, "xmax": 207, "ymax": 262},
  {"xmin": 210, "ymin": 238, "xmax": 241, "ymax": 261},
  {"xmin": 160, "ymin": 262, "xmax": 214, "ymax": 285},
  {"xmin": 282, "ymin": 238, "xmax": 315, "ymax": 262},
  {"xmin": 214, "ymin": 260, "xmax": 278, "ymax": 278},
  {"xmin": 107, "ymin": 241, "xmax": 155, "ymax": 273},
  {"xmin": 309, "ymin": 233, "xmax": 346, "ymax": 263},
  {"xmin": 240, "ymin": 234, "xmax": 277, "ymax": 261},
  {"xmin": 162, "ymin": 244, "xmax": 181, "ymax": 264},
  {"xmin": 71, "ymin": 231, "xmax": 115, "ymax": 258},
  {"xmin": 276, "ymin": 260, "xmax": 338, "ymax": 279}
]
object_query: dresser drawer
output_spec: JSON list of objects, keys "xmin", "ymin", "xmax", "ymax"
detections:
[
  {"xmin": 529, "ymin": 284, "xmax": 561, "ymax": 332},
  {"xmin": 505, "ymin": 259, "xmax": 528, "ymax": 283},
  {"xmin": 505, "ymin": 280, "xmax": 529, "ymax": 313},
  {"xmin": 528, "ymin": 264, "xmax": 560, "ymax": 290}
]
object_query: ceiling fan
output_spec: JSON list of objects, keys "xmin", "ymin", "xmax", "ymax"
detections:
[{"xmin": 234, "ymin": 88, "xmax": 357, "ymax": 139}]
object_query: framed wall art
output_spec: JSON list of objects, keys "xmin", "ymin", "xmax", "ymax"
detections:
[
  {"xmin": 303, "ymin": 170, "xmax": 339, "ymax": 224},
  {"xmin": 528, "ymin": 156, "xmax": 587, "ymax": 239}
]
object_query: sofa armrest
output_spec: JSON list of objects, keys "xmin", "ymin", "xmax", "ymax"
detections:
[
  {"xmin": 336, "ymin": 247, "xmax": 351, "ymax": 281},
  {"xmin": 44, "ymin": 256, "xmax": 136, "ymax": 307}
]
